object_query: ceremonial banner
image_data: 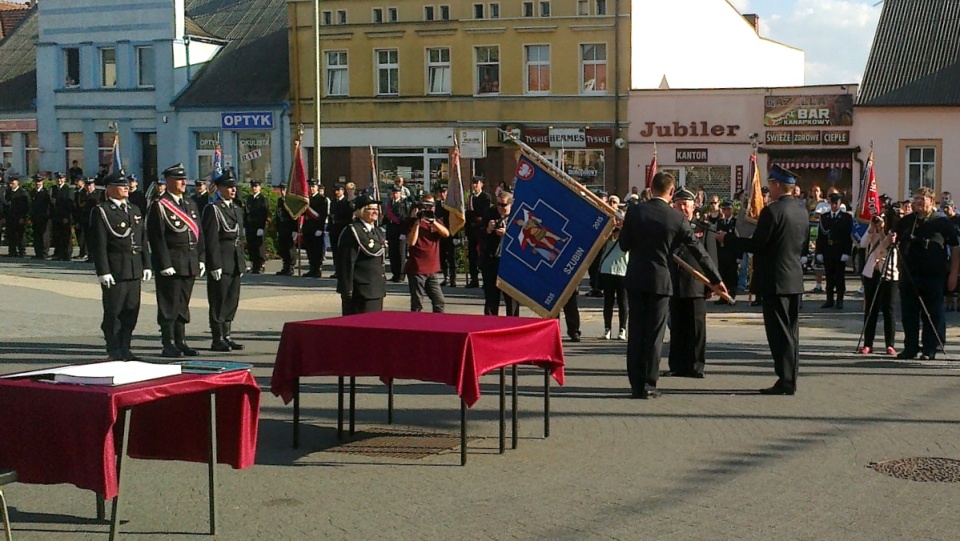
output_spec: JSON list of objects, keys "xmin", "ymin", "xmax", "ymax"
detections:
[
  {"xmin": 644, "ymin": 152, "xmax": 657, "ymax": 190},
  {"xmin": 208, "ymin": 143, "xmax": 223, "ymax": 204},
  {"xmin": 856, "ymin": 150, "xmax": 881, "ymax": 223},
  {"xmin": 284, "ymin": 140, "xmax": 309, "ymax": 219},
  {"xmin": 497, "ymin": 144, "xmax": 616, "ymax": 318},
  {"xmin": 444, "ymin": 142, "xmax": 466, "ymax": 235},
  {"xmin": 369, "ymin": 145, "xmax": 381, "ymax": 203},
  {"xmin": 109, "ymin": 134, "xmax": 123, "ymax": 176},
  {"xmin": 736, "ymin": 153, "xmax": 765, "ymax": 237}
]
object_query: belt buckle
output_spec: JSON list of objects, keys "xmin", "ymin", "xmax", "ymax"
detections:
[{"xmin": 828, "ymin": 240, "xmax": 834, "ymax": 246}]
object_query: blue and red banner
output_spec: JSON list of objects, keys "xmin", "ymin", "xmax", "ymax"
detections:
[{"xmin": 497, "ymin": 149, "xmax": 616, "ymax": 318}]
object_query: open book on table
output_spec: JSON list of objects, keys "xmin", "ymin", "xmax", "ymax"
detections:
[{"xmin": 1, "ymin": 360, "xmax": 182, "ymax": 386}]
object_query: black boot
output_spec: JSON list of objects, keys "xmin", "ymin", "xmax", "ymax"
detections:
[
  {"xmin": 161, "ymin": 324, "xmax": 183, "ymax": 358},
  {"xmin": 211, "ymin": 323, "xmax": 232, "ymax": 352},
  {"xmin": 821, "ymin": 294, "xmax": 834, "ymax": 309},
  {"xmin": 224, "ymin": 322, "xmax": 244, "ymax": 350},
  {"xmin": 836, "ymin": 294, "xmax": 844, "ymax": 310},
  {"xmin": 175, "ymin": 321, "xmax": 200, "ymax": 356}
]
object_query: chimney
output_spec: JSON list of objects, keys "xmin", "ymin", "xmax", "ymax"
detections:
[{"xmin": 743, "ymin": 14, "xmax": 759, "ymax": 34}]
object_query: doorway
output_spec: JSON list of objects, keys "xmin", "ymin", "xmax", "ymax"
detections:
[{"xmin": 139, "ymin": 132, "xmax": 158, "ymax": 187}]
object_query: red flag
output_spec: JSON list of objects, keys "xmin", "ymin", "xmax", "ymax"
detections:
[
  {"xmin": 857, "ymin": 150, "xmax": 881, "ymax": 223},
  {"xmin": 644, "ymin": 153, "xmax": 658, "ymax": 190},
  {"xmin": 744, "ymin": 153, "xmax": 765, "ymax": 224},
  {"xmin": 284, "ymin": 140, "xmax": 309, "ymax": 219}
]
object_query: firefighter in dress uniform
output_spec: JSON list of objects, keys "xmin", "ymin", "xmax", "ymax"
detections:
[
  {"xmin": 274, "ymin": 183, "xmax": 297, "ymax": 276},
  {"xmin": 337, "ymin": 193, "xmax": 387, "ymax": 315},
  {"xmin": 202, "ymin": 168, "xmax": 246, "ymax": 352},
  {"xmin": 245, "ymin": 180, "xmax": 269, "ymax": 273},
  {"xmin": 147, "ymin": 163, "xmax": 206, "ymax": 358}
]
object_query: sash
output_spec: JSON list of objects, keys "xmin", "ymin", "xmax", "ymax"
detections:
[
  {"xmin": 307, "ymin": 205, "xmax": 321, "ymax": 220},
  {"xmin": 158, "ymin": 198, "xmax": 200, "ymax": 242}
]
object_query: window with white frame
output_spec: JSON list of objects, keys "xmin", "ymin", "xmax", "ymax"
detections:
[
  {"xmin": 525, "ymin": 45, "xmax": 550, "ymax": 93},
  {"xmin": 0, "ymin": 133, "xmax": 13, "ymax": 174},
  {"xmin": 578, "ymin": 0, "xmax": 589, "ymax": 15},
  {"xmin": 539, "ymin": 1, "xmax": 551, "ymax": 16},
  {"xmin": 100, "ymin": 47, "xmax": 117, "ymax": 88},
  {"xmin": 322, "ymin": 10, "xmax": 332, "ymax": 25},
  {"xmin": 388, "ymin": 7, "xmax": 398, "ymax": 21},
  {"xmin": 424, "ymin": 5, "xmax": 435, "ymax": 20},
  {"xmin": 337, "ymin": 10, "xmax": 347, "ymax": 24},
  {"xmin": 440, "ymin": 5, "xmax": 449, "ymax": 19},
  {"xmin": 522, "ymin": 2, "xmax": 534, "ymax": 17},
  {"xmin": 581, "ymin": 43, "xmax": 607, "ymax": 93},
  {"xmin": 137, "ymin": 46, "xmax": 155, "ymax": 87},
  {"xmin": 489, "ymin": 3, "xmax": 500, "ymax": 18},
  {"xmin": 373, "ymin": 8, "xmax": 383, "ymax": 22},
  {"xmin": 476, "ymin": 46, "xmax": 499, "ymax": 94},
  {"xmin": 596, "ymin": 0, "xmax": 607, "ymax": 15},
  {"xmin": 427, "ymin": 47, "xmax": 451, "ymax": 95},
  {"xmin": 474, "ymin": 3, "xmax": 484, "ymax": 18},
  {"xmin": 906, "ymin": 146, "xmax": 937, "ymax": 194},
  {"xmin": 376, "ymin": 49, "xmax": 399, "ymax": 96},
  {"xmin": 64, "ymin": 48, "xmax": 80, "ymax": 88},
  {"xmin": 326, "ymin": 51, "xmax": 349, "ymax": 96}
]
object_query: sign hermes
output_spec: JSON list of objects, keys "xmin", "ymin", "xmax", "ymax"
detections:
[{"xmin": 638, "ymin": 121, "xmax": 741, "ymax": 138}]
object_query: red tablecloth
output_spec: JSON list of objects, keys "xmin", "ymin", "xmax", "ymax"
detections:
[
  {"xmin": 0, "ymin": 370, "xmax": 260, "ymax": 499},
  {"xmin": 271, "ymin": 312, "xmax": 565, "ymax": 407}
]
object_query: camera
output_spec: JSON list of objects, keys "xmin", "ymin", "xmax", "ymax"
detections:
[{"xmin": 418, "ymin": 208, "xmax": 436, "ymax": 222}]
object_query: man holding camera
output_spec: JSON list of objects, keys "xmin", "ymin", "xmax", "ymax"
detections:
[
  {"xmin": 383, "ymin": 185, "xmax": 412, "ymax": 282},
  {"xmin": 405, "ymin": 194, "xmax": 450, "ymax": 312},
  {"xmin": 816, "ymin": 193, "xmax": 853, "ymax": 309},
  {"xmin": 480, "ymin": 191, "xmax": 519, "ymax": 316}
]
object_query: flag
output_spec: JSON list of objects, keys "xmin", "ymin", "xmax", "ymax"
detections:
[
  {"xmin": 284, "ymin": 140, "xmax": 310, "ymax": 219},
  {"xmin": 208, "ymin": 144, "xmax": 223, "ymax": 204},
  {"xmin": 644, "ymin": 152, "xmax": 657, "ymax": 190},
  {"xmin": 744, "ymin": 153, "xmax": 764, "ymax": 224},
  {"xmin": 443, "ymin": 142, "xmax": 466, "ymax": 235},
  {"xmin": 109, "ymin": 134, "xmax": 123, "ymax": 176},
  {"xmin": 369, "ymin": 146, "xmax": 381, "ymax": 203},
  {"xmin": 856, "ymin": 150, "xmax": 881, "ymax": 223}
]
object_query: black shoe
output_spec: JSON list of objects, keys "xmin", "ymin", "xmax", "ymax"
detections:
[
  {"xmin": 661, "ymin": 370, "xmax": 704, "ymax": 379},
  {"xmin": 466, "ymin": 281, "xmax": 479, "ymax": 289},
  {"xmin": 177, "ymin": 344, "xmax": 200, "ymax": 357},
  {"xmin": 211, "ymin": 340, "xmax": 232, "ymax": 352},
  {"xmin": 303, "ymin": 271, "xmax": 319, "ymax": 278},
  {"xmin": 750, "ymin": 300, "xmax": 762, "ymax": 307},
  {"xmin": 759, "ymin": 383, "xmax": 795, "ymax": 395},
  {"xmin": 638, "ymin": 389, "xmax": 661, "ymax": 399},
  {"xmin": 920, "ymin": 352, "xmax": 937, "ymax": 360},
  {"xmin": 441, "ymin": 279, "xmax": 449, "ymax": 287},
  {"xmin": 276, "ymin": 269, "xmax": 293, "ymax": 276},
  {"xmin": 449, "ymin": 282, "xmax": 457, "ymax": 288},
  {"xmin": 330, "ymin": 273, "xmax": 339, "ymax": 279},
  {"xmin": 820, "ymin": 301, "xmax": 835, "ymax": 309},
  {"xmin": 124, "ymin": 354, "xmax": 146, "ymax": 362},
  {"xmin": 390, "ymin": 276, "xmax": 404, "ymax": 283},
  {"xmin": 569, "ymin": 332, "xmax": 581, "ymax": 343},
  {"xmin": 161, "ymin": 345, "xmax": 184, "ymax": 358},
  {"xmin": 896, "ymin": 350, "xmax": 919, "ymax": 360},
  {"xmin": 835, "ymin": 299, "xmax": 844, "ymax": 309}
]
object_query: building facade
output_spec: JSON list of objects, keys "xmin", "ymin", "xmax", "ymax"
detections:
[{"xmin": 289, "ymin": 0, "xmax": 631, "ymax": 195}]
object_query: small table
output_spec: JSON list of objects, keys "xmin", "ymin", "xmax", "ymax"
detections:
[
  {"xmin": 0, "ymin": 370, "xmax": 260, "ymax": 540},
  {"xmin": 271, "ymin": 312, "xmax": 565, "ymax": 464}
]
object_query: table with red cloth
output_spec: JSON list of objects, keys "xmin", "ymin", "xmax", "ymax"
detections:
[
  {"xmin": 271, "ymin": 312, "xmax": 565, "ymax": 464},
  {"xmin": 0, "ymin": 369, "xmax": 260, "ymax": 539}
]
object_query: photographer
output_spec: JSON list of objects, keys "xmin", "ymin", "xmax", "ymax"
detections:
[
  {"xmin": 480, "ymin": 191, "xmax": 519, "ymax": 316},
  {"xmin": 858, "ymin": 214, "xmax": 898, "ymax": 355},
  {"xmin": 405, "ymin": 196, "xmax": 449, "ymax": 312}
]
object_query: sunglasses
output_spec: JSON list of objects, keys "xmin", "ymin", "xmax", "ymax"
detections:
[{"xmin": 496, "ymin": 202, "xmax": 510, "ymax": 208}]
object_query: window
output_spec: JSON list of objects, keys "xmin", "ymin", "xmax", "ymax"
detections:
[
  {"xmin": 388, "ymin": 7, "xmax": 398, "ymax": 21},
  {"xmin": 96, "ymin": 132, "xmax": 114, "ymax": 168},
  {"xmin": 64, "ymin": 48, "xmax": 80, "ymax": 88},
  {"xmin": 581, "ymin": 43, "xmax": 607, "ymax": 93},
  {"xmin": 376, "ymin": 48, "xmax": 399, "ymax": 96},
  {"xmin": 578, "ymin": 0, "xmax": 589, "ymax": 15},
  {"xmin": 2, "ymin": 133, "xmax": 14, "ymax": 175},
  {"xmin": 326, "ymin": 51, "xmax": 349, "ymax": 96},
  {"xmin": 26, "ymin": 132, "xmax": 39, "ymax": 176},
  {"xmin": 546, "ymin": 149, "xmax": 606, "ymax": 188},
  {"xmin": 100, "ymin": 47, "xmax": 117, "ymax": 88},
  {"xmin": 489, "ymin": 3, "xmax": 499, "ymax": 18},
  {"xmin": 597, "ymin": 0, "xmax": 607, "ymax": 15},
  {"xmin": 373, "ymin": 8, "xmax": 383, "ymax": 22},
  {"xmin": 424, "ymin": 5, "xmax": 435, "ymax": 20},
  {"xmin": 440, "ymin": 5, "xmax": 449, "ymax": 19},
  {"xmin": 238, "ymin": 132, "xmax": 272, "ymax": 184},
  {"xmin": 475, "ymin": 46, "xmax": 499, "ymax": 94},
  {"xmin": 64, "ymin": 132, "xmax": 84, "ymax": 173},
  {"xmin": 136, "ymin": 46, "xmax": 155, "ymax": 87},
  {"xmin": 337, "ymin": 10, "xmax": 347, "ymax": 24},
  {"xmin": 525, "ymin": 45, "xmax": 550, "ymax": 93},
  {"xmin": 196, "ymin": 132, "xmax": 220, "ymax": 181},
  {"xmin": 474, "ymin": 3, "xmax": 484, "ymax": 18},
  {"xmin": 906, "ymin": 146, "xmax": 937, "ymax": 194},
  {"xmin": 322, "ymin": 10, "xmax": 332, "ymax": 25},
  {"xmin": 540, "ymin": 1, "xmax": 551, "ymax": 16},
  {"xmin": 427, "ymin": 47, "xmax": 451, "ymax": 95},
  {"xmin": 523, "ymin": 2, "xmax": 534, "ymax": 17}
]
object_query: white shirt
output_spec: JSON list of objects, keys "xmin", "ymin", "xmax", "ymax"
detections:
[{"xmin": 108, "ymin": 197, "xmax": 127, "ymax": 210}]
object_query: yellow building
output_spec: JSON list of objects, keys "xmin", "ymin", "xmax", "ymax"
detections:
[{"xmin": 289, "ymin": 0, "xmax": 630, "ymax": 195}]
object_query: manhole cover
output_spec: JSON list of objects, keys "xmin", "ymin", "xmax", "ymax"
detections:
[
  {"xmin": 326, "ymin": 431, "xmax": 469, "ymax": 459},
  {"xmin": 868, "ymin": 457, "xmax": 960, "ymax": 482}
]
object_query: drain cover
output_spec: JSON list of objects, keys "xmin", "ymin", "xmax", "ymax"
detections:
[
  {"xmin": 868, "ymin": 457, "xmax": 960, "ymax": 482},
  {"xmin": 326, "ymin": 431, "xmax": 468, "ymax": 460}
]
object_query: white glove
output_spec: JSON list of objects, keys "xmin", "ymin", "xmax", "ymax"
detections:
[
  {"xmin": 800, "ymin": 256, "xmax": 807, "ymax": 266},
  {"xmin": 142, "ymin": 269, "xmax": 153, "ymax": 282},
  {"xmin": 160, "ymin": 267, "xmax": 176, "ymax": 276},
  {"xmin": 211, "ymin": 268, "xmax": 222, "ymax": 281},
  {"xmin": 315, "ymin": 230, "xmax": 322, "ymax": 237},
  {"xmin": 815, "ymin": 254, "xmax": 824, "ymax": 263},
  {"xmin": 841, "ymin": 254, "xmax": 850, "ymax": 263},
  {"xmin": 199, "ymin": 262, "xmax": 206, "ymax": 277},
  {"xmin": 98, "ymin": 274, "xmax": 116, "ymax": 288},
  {"xmin": 292, "ymin": 232, "xmax": 299, "ymax": 241},
  {"xmin": 257, "ymin": 228, "xmax": 264, "ymax": 237}
]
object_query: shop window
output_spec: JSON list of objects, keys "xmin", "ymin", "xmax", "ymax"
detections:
[
  {"xmin": 64, "ymin": 48, "xmax": 80, "ymax": 88},
  {"xmin": 196, "ymin": 131, "xmax": 220, "ymax": 181},
  {"xmin": 64, "ymin": 132, "xmax": 84, "ymax": 173},
  {"xmin": 476, "ymin": 46, "xmax": 499, "ymax": 95},
  {"xmin": 322, "ymin": 11, "xmax": 332, "ymax": 25},
  {"xmin": 375, "ymin": 49, "xmax": 399, "ymax": 96},
  {"xmin": 238, "ymin": 132, "xmax": 272, "ymax": 184},
  {"xmin": 545, "ymin": 149, "xmax": 605, "ymax": 190},
  {"xmin": 474, "ymin": 3, "xmax": 484, "ymax": 18},
  {"xmin": 100, "ymin": 47, "xmax": 117, "ymax": 88},
  {"xmin": 522, "ymin": 2, "xmax": 534, "ymax": 17},
  {"xmin": 489, "ymin": 3, "xmax": 499, "ymax": 18},
  {"xmin": 96, "ymin": 132, "xmax": 114, "ymax": 170},
  {"xmin": 326, "ymin": 51, "xmax": 349, "ymax": 96},
  {"xmin": 26, "ymin": 132, "xmax": 40, "ymax": 176},
  {"xmin": 427, "ymin": 47, "xmax": 451, "ymax": 95},
  {"xmin": 525, "ymin": 45, "xmax": 550, "ymax": 94},
  {"xmin": 424, "ymin": 5, "xmax": 435, "ymax": 21},
  {"xmin": 581, "ymin": 43, "xmax": 607, "ymax": 93},
  {"xmin": 137, "ymin": 46, "xmax": 155, "ymax": 87},
  {"xmin": 376, "ymin": 147, "xmax": 449, "ymax": 195},
  {"xmin": 440, "ymin": 5, "xmax": 450, "ymax": 20},
  {"xmin": 906, "ymin": 146, "xmax": 937, "ymax": 194}
]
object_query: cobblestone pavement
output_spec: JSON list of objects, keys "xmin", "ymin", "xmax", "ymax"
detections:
[{"xmin": 2, "ymin": 256, "xmax": 959, "ymax": 541}]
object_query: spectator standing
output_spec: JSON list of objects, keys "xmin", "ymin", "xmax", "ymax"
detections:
[
  {"xmin": 598, "ymin": 214, "xmax": 628, "ymax": 340},
  {"xmin": 244, "ymin": 180, "xmax": 268, "ymax": 274},
  {"xmin": 859, "ymin": 214, "xmax": 898, "ymax": 355},
  {"xmin": 3, "ymin": 176, "xmax": 28, "ymax": 257},
  {"xmin": 383, "ymin": 186, "xmax": 412, "ymax": 282},
  {"xmin": 480, "ymin": 191, "xmax": 519, "ymax": 316},
  {"xmin": 405, "ymin": 196, "xmax": 449, "ymax": 312},
  {"xmin": 30, "ymin": 174, "xmax": 52, "ymax": 259},
  {"xmin": 50, "ymin": 172, "xmax": 75, "ymax": 261},
  {"xmin": 465, "ymin": 177, "xmax": 491, "ymax": 288}
]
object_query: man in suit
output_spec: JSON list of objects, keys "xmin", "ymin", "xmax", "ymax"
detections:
[
  {"xmin": 329, "ymin": 183, "xmax": 354, "ymax": 279},
  {"xmin": 465, "ymin": 177, "xmax": 491, "ymax": 288},
  {"xmin": 73, "ymin": 178, "xmax": 89, "ymax": 261},
  {"xmin": 202, "ymin": 168, "xmax": 246, "ymax": 352},
  {"xmin": 30, "ymin": 174, "xmax": 52, "ymax": 259},
  {"xmin": 147, "ymin": 163, "xmax": 206, "ymax": 358},
  {"xmin": 618, "ymin": 172, "xmax": 725, "ymax": 399},
  {"xmin": 383, "ymin": 185, "xmax": 412, "ymax": 282},
  {"xmin": 302, "ymin": 179, "xmax": 330, "ymax": 278},
  {"xmin": 715, "ymin": 200, "xmax": 739, "ymax": 304},
  {"xmin": 90, "ymin": 172, "xmax": 151, "ymax": 360},
  {"xmin": 337, "ymin": 193, "xmax": 387, "ymax": 315},
  {"xmin": 717, "ymin": 165, "xmax": 809, "ymax": 395},
  {"xmin": 127, "ymin": 175, "xmax": 148, "ymax": 215},
  {"xmin": 480, "ymin": 191, "xmax": 520, "ymax": 316},
  {"xmin": 192, "ymin": 178, "xmax": 210, "ymax": 209},
  {"xmin": 51, "ymin": 172, "xmax": 75, "ymax": 261},
  {"xmin": 815, "ymin": 192, "xmax": 853, "ymax": 309},
  {"xmin": 245, "ymin": 180, "xmax": 269, "ymax": 274},
  {"xmin": 665, "ymin": 188, "xmax": 719, "ymax": 378},
  {"xmin": 274, "ymin": 183, "xmax": 297, "ymax": 276},
  {"xmin": 4, "ymin": 176, "xmax": 28, "ymax": 257}
]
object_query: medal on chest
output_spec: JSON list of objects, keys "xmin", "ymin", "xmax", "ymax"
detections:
[{"xmin": 368, "ymin": 239, "xmax": 375, "ymax": 249}]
